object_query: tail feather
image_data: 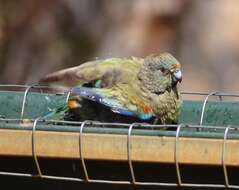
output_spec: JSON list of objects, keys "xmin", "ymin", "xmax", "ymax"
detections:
[{"xmin": 42, "ymin": 104, "xmax": 69, "ymax": 120}]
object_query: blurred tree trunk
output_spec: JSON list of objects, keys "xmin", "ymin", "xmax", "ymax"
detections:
[
  {"xmin": 0, "ymin": 0, "xmax": 239, "ymax": 93},
  {"xmin": 0, "ymin": 0, "xmax": 98, "ymax": 84},
  {"xmin": 178, "ymin": 0, "xmax": 239, "ymax": 92},
  {"xmin": 0, "ymin": 0, "xmax": 186, "ymax": 84}
]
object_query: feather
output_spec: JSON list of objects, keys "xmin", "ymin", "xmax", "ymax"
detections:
[
  {"xmin": 39, "ymin": 53, "xmax": 182, "ymax": 123},
  {"xmin": 70, "ymin": 87, "xmax": 154, "ymax": 120}
]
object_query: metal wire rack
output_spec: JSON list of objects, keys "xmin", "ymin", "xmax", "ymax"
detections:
[{"xmin": 0, "ymin": 84, "xmax": 239, "ymax": 188}]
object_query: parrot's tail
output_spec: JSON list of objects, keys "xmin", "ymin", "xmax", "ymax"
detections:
[{"xmin": 42, "ymin": 104, "xmax": 69, "ymax": 120}]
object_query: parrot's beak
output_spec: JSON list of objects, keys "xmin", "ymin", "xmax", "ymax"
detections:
[{"xmin": 173, "ymin": 70, "xmax": 182, "ymax": 83}]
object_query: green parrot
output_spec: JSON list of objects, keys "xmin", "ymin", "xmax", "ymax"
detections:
[{"xmin": 39, "ymin": 53, "xmax": 182, "ymax": 124}]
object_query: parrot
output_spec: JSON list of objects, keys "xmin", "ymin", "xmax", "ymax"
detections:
[{"xmin": 39, "ymin": 53, "xmax": 182, "ymax": 124}]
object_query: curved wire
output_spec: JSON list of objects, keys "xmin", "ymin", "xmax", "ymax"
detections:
[
  {"xmin": 32, "ymin": 117, "xmax": 42, "ymax": 177},
  {"xmin": 127, "ymin": 123, "xmax": 141, "ymax": 184},
  {"xmin": 79, "ymin": 120, "xmax": 94, "ymax": 181},
  {"xmin": 200, "ymin": 92, "xmax": 218, "ymax": 126},
  {"xmin": 222, "ymin": 126, "xmax": 231, "ymax": 188},
  {"xmin": 65, "ymin": 87, "xmax": 74, "ymax": 103},
  {"xmin": 175, "ymin": 124, "xmax": 183, "ymax": 186},
  {"xmin": 20, "ymin": 85, "xmax": 37, "ymax": 120}
]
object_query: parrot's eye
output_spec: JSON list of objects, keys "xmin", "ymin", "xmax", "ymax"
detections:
[
  {"xmin": 160, "ymin": 68, "xmax": 165, "ymax": 73},
  {"xmin": 154, "ymin": 91, "xmax": 163, "ymax": 95},
  {"xmin": 160, "ymin": 67, "xmax": 169, "ymax": 75}
]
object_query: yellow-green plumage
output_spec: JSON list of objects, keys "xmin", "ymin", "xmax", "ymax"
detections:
[{"xmin": 39, "ymin": 53, "xmax": 182, "ymax": 124}]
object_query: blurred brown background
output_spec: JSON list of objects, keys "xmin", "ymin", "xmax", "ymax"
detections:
[{"xmin": 0, "ymin": 0, "xmax": 239, "ymax": 92}]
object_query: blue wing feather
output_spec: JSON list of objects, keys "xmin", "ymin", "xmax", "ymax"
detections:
[{"xmin": 70, "ymin": 87, "xmax": 153, "ymax": 120}]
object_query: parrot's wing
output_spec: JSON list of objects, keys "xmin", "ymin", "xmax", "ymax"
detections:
[
  {"xmin": 39, "ymin": 60, "xmax": 103, "ymax": 87},
  {"xmin": 70, "ymin": 87, "xmax": 154, "ymax": 120},
  {"xmin": 39, "ymin": 58, "xmax": 142, "ymax": 88}
]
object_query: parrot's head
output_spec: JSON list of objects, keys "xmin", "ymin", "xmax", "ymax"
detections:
[
  {"xmin": 157, "ymin": 52, "xmax": 182, "ymax": 84},
  {"xmin": 138, "ymin": 52, "xmax": 182, "ymax": 94}
]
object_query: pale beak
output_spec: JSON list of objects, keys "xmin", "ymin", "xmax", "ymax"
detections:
[{"xmin": 173, "ymin": 70, "xmax": 182, "ymax": 83}]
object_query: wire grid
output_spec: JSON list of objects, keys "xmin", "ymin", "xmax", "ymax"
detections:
[{"xmin": 0, "ymin": 84, "xmax": 239, "ymax": 188}]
